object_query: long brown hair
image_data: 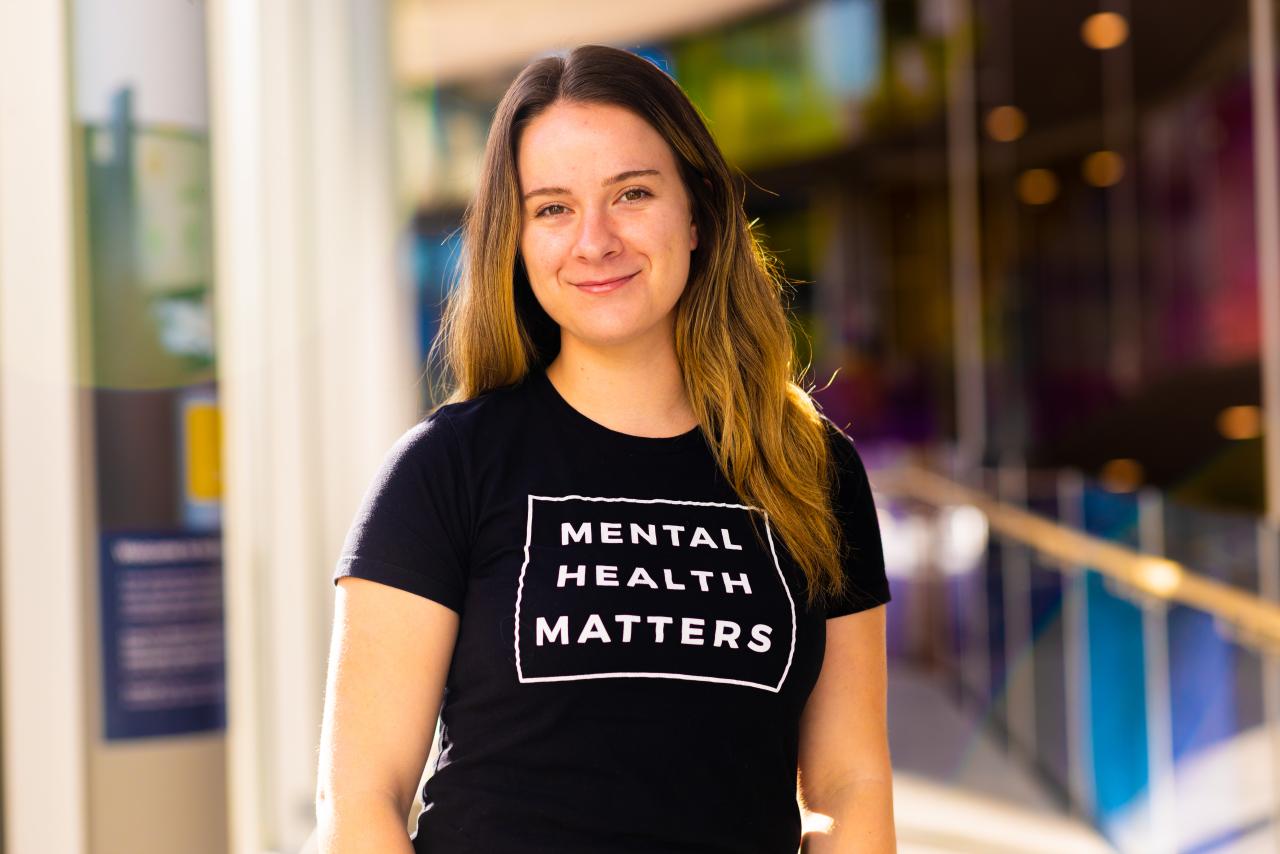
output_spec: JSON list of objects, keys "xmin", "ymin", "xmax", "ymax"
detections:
[{"xmin": 427, "ymin": 44, "xmax": 852, "ymax": 607}]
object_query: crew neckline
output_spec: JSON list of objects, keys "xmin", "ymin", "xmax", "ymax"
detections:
[{"xmin": 530, "ymin": 368, "xmax": 704, "ymax": 456}]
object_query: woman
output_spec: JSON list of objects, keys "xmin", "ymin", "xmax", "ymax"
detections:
[{"xmin": 316, "ymin": 45, "xmax": 895, "ymax": 854}]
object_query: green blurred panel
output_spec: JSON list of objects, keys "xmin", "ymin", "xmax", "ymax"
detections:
[
  {"xmin": 134, "ymin": 133, "xmax": 211, "ymax": 294},
  {"xmin": 671, "ymin": 14, "xmax": 844, "ymax": 169},
  {"xmin": 403, "ymin": 1, "xmax": 951, "ymax": 204},
  {"xmin": 668, "ymin": 0, "xmax": 946, "ymax": 170},
  {"xmin": 83, "ymin": 107, "xmax": 215, "ymax": 390}
]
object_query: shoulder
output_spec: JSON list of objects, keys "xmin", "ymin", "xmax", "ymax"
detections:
[
  {"xmin": 815, "ymin": 413, "xmax": 891, "ymax": 615},
  {"xmin": 396, "ymin": 376, "xmax": 536, "ymax": 458},
  {"xmin": 817, "ymin": 413, "xmax": 869, "ymax": 475},
  {"xmin": 814, "ymin": 413, "xmax": 877, "ymax": 520}
]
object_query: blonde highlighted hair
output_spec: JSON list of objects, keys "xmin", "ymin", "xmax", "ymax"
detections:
[{"xmin": 426, "ymin": 45, "xmax": 850, "ymax": 607}]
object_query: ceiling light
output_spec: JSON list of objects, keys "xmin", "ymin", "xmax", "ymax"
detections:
[
  {"xmin": 1217, "ymin": 405, "xmax": 1262, "ymax": 440},
  {"xmin": 1100, "ymin": 458, "xmax": 1143, "ymax": 492},
  {"xmin": 985, "ymin": 105, "xmax": 1026, "ymax": 142},
  {"xmin": 1082, "ymin": 12, "xmax": 1129, "ymax": 50},
  {"xmin": 1082, "ymin": 150, "xmax": 1125, "ymax": 187},
  {"xmin": 1016, "ymin": 169, "xmax": 1058, "ymax": 205}
]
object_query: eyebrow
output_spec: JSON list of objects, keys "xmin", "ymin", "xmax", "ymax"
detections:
[{"xmin": 522, "ymin": 169, "xmax": 661, "ymax": 201}]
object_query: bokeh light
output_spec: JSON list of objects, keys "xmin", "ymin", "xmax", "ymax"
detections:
[
  {"xmin": 1081, "ymin": 12, "xmax": 1129, "ymax": 50},
  {"xmin": 1082, "ymin": 150, "xmax": 1125, "ymax": 187},
  {"xmin": 1217, "ymin": 405, "xmax": 1262, "ymax": 440},
  {"xmin": 1100, "ymin": 457, "xmax": 1145, "ymax": 492},
  {"xmin": 985, "ymin": 105, "xmax": 1026, "ymax": 142},
  {"xmin": 1016, "ymin": 168, "xmax": 1059, "ymax": 205}
]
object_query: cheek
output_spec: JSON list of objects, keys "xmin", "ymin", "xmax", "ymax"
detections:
[
  {"xmin": 518, "ymin": 235, "xmax": 551, "ymax": 285},
  {"xmin": 520, "ymin": 230, "xmax": 572, "ymax": 282},
  {"xmin": 658, "ymin": 223, "xmax": 695, "ymax": 278}
]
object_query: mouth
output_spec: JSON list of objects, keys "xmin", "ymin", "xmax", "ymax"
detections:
[{"xmin": 570, "ymin": 272, "xmax": 638, "ymax": 294}]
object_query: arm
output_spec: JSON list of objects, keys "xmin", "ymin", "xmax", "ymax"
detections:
[
  {"xmin": 797, "ymin": 604, "xmax": 896, "ymax": 853},
  {"xmin": 315, "ymin": 576, "xmax": 460, "ymax": 853}
]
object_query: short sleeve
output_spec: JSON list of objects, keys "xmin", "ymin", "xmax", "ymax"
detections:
[
  {"xmin": 822, "ymin": 419, "xmax": 892, "ymax": 618},
  {"xmin": 332, "ymin": 411, "xmax": 472, "ymax": 613}
]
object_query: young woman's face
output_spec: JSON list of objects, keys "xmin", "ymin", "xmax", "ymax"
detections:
[{"xmin": 516, "ymin": 100, "xmax": 698, "ymax": 354}]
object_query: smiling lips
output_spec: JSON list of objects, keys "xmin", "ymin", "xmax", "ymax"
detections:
[{"xmin": 571, "ymin": 271, "xmax": 638, "ymax": 294}]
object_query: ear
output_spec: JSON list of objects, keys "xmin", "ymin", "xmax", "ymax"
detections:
[{"xmin": 690, "ymin": 219, "xmax": 698, "ymax": 251}]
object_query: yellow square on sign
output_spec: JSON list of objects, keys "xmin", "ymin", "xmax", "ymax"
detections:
[{"xmin": 185, "ymin": 401, "xmax": 222, "ymax": 502}]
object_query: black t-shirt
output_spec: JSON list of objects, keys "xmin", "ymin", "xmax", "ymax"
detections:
[{"xmin": 333, "ymin": 368, "xmax": 891, "ymax": 854}]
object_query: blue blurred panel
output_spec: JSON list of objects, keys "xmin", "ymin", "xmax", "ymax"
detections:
[
  {"xmin": 1081, "ymin": 487, "xmax": 1148, "ymax": 821},
  {"xmin": 1167, "ymin": 605, "xmax": 1236, "ymax": 762},
  {"xmin": 410, "ymin": 225, "xmax": 464, "ymax": 363},
  {"xmin": 1084, "ymin": 570, "xmax": 1149, "ymax": 816},
  {"xmin": 629, "ymin": 44, "xmax": 675, "ymax": 78},
  {"xmin": 1162, "ymin": 502, "xmax": 1263, "ymax": 761},
  {"xmin": 805, "ymin": 0, "xmax": 881, "ymax": 100},
  {"xmin": 1081, "ymin": 484, "xmax": 1139, "ymax": 546}
]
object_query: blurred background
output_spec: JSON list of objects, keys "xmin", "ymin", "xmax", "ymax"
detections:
[{"xmin": 1, "ymin": 0, "xmax": 1278, "ymax": 852}]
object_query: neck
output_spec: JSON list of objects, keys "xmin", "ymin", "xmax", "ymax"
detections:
[{"xmin": 545, "ymin": 335, "xmax": 697, "ymax": 439}]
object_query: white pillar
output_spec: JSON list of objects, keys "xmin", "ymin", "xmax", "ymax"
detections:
[
  {"xmin": 1138, "ymin": 489, "xmax": 1177, "ymax": 854},
  {"xmin": 1248, "ymin": 2, "xmax": 1280, "ymax": 844},
  {"xmin": 0, "ymin": 2, "xmax": 89, "ymax": 853},
  {"xmin": 207, "ymin": 1, "xmax": 416, "ymax": 851},
  {"xmin": 1058, "ymin": 470, "xmax": 1096, "ymax": 820},
  {"xmin": 1250, "ymin": 0, "xmax": 1280, "ymax": 527},
  {"xmin": 997, "ymin": 459, "xmax": 1037, "ymax": 759}
]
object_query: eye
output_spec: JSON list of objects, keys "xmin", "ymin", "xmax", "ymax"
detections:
[
  {"xmin": 620, "ymin": 187, "xmax": 652, "ymax": 203},
  {"xmin": 534, "ymin": 203, "xmax": 569, "ymax": 218}
]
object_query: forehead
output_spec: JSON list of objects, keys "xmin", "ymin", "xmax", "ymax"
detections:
[{"xmin": 516, "ymin": 101, "xmax": 678, "ymax": 187}]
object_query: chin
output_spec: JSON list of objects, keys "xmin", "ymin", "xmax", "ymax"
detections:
[
  {"xmin": 572, "ymin": 331, "xmax": 646, "ymax": 349},
  {"xmin": 564, "ymin": 321, "xmax": 662, "ymax": 350}
]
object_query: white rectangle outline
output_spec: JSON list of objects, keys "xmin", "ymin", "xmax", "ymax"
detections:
[{"xmin": 514, "ymin": 494, "xmax": 798, "ymax": 693}]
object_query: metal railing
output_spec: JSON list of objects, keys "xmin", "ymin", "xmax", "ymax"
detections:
[{"xmin": 872, "ymin": 459, "xmax": 1280, "ymax": 854}]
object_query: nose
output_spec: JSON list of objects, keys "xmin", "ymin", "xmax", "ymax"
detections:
[{"xmin": 572, "ymin": 204, "xmax": 623, "ymax": 263}]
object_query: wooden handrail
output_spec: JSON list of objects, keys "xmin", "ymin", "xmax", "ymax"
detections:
[{"xmin": 873, "ymin": 464, "xmax": 1280, "ymax": 655}]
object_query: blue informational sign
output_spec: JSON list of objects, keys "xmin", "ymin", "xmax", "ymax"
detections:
[{"xmin": 98, "ymin": 530, "xmax": 226, "ymax": 740}]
